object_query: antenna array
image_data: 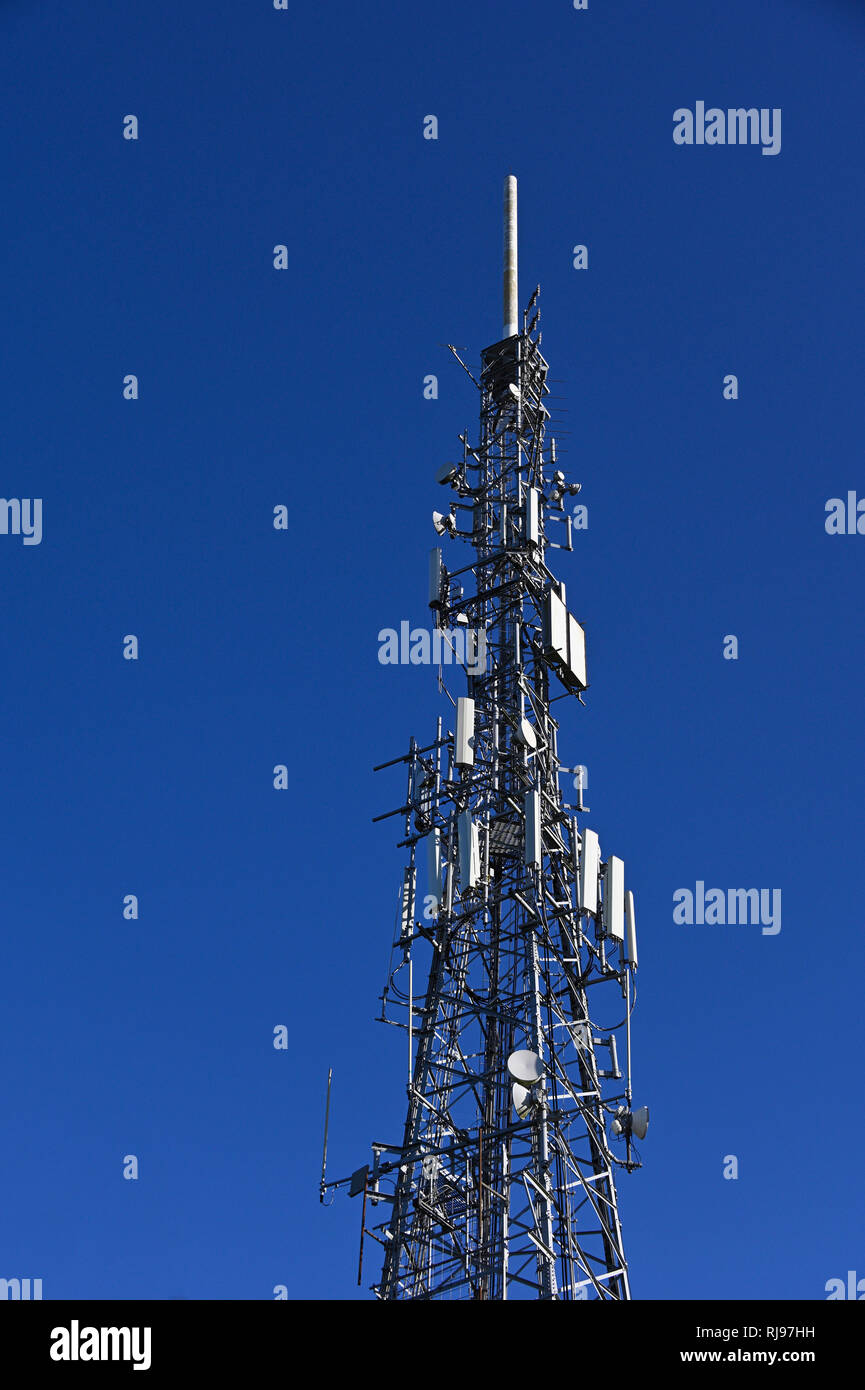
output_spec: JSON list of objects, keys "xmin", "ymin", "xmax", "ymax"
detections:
[{"xmin": 323, "ymin": 177, "xmax": 646, "ymax": 1301}]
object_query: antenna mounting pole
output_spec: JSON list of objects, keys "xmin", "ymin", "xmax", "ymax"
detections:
[{"xmin": 503, "ymin": 174, "xmax": 518, "ymax": 338}]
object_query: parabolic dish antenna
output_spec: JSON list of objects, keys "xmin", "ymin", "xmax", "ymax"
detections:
[
  {"xmin": 631, "ymin": 1106, "xmax": 649, "ymax": 1140},
  {"xmin": 515, "ymin": 717, "xmax": 537, "ymax": 750},
  {"xmin": 507, "ymin": 1048, "xmax": 544, "ymax": 1086},
  {"xmin": 512, "ymin": 1083, "xmax": 533, "ymax": 1118}
]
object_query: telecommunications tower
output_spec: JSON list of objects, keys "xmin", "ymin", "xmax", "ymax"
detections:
[{"xmin": 322, "ymin": 176, "xmax": 647, "ymax": 1300}]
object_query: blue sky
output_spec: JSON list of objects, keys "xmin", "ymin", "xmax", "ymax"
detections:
[{"xmin": 1, "ymin": 0, "xmax": 862, "ymax": 1299}]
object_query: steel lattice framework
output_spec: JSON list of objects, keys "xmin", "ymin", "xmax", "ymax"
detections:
[{"xmin": 323, "ymin": 177, "xmax": 645, "ymax": 1300}]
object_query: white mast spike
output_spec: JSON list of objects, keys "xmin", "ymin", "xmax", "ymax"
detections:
[{"xmin": 503, "ymin": 174, "xmax": 518, "ymax": 338}]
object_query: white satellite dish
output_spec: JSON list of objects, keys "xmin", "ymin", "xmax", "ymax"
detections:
[
  {"xmin": 435, "ymin": 462, "xmax": 459, "ymax": 485},
  {"xmin": 514, "ymin": 717, "xmax": 537, "ymax": 750},
  {"xmin": 507, "ymin": 1049, "xmax": 544, "ymax": 1086},
  {"xmin": 631, "ymin": 1106, "xmax": 650, "ymax": 1140},
  {"xmin": 611, "ymin": 1104, "xmax": 650, "ymax": 1141},
  {"xmin": 432, "ymin": 510, "xmax": 456, "ymax": 537},
  {"xmin": 512, "ymin": 1083, "xmax": 533, "ymax": 1118}
]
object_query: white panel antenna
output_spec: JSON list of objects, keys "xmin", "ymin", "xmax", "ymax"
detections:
[
  {"xmin": 524, "ymin": 790, "xmax": 541, "ymax": 866},
  {"xmin": 526, "ymin": 487, "xmax": 539, "ymax": 545},
  {"xmin": 567, "ymin": 614, "xmax": 587, "ymax": 691},
  {"xmin": 543, "ymin": 588, "xmax": 568, "ymax": 666},
  {"xmin": 604, "ymin": 855, "xmax": 625, "ymax": 942},
  {"xmin": 455, "ymin": 697, "xmax": 475, "ymax": 768},
  {"xmin": 579, "ymin": 828, "xmax": 600, "ymax": 917},
  {"xmin": 624, "ymin": 890, "xmax": 638, "ymax": 966},
  {"xmin": 458, "ymin": 810, "xmax": 480, "ymax": 890}
]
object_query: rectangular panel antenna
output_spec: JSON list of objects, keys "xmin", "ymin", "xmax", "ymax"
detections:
[
  {"xmin": 455, "ymin": 697, "xmax": 475, "ymax": 768},
  {"xmin": 524, "ymin": 790, "xmax": 541, "ymax": 866},
  {"xmin": 579, "ymin": 828, "xmax": 600, "ymax": 916},
  {"xmin": 625, "ymin": 890, "xmax": 638, "ymax": 966},
  {"xmin": 567, "ymin": 614, "xmax": 587, "ymax": 690},
  {"xmin": 458, "ymin": 810, "xmax": 480, "ymax": 889},
  {"xmin": 604, "ymin": 855, "xmax": 625, "ymax": 941},
  {"xmin": 526, "ymin": 488, "xmax": 539, "ymax": 546}
]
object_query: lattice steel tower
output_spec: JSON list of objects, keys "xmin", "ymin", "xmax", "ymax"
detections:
[{"xmin": 322, "ymin": 176, "xmax": 647, "ymax": 1300}]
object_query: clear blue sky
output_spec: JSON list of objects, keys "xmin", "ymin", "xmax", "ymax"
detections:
[{"xmin": 1, "ymin": 0, "xmax": 862, "ymax": 1300}]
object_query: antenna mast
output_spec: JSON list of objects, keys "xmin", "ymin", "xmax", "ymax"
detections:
[
  {"xmin": 503, "ymin": 173, "xmax": 518, "ymax": 337},
  {"xmin": 323, "ymin": 176, "xmax": 647, "ymax": 1300}
]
